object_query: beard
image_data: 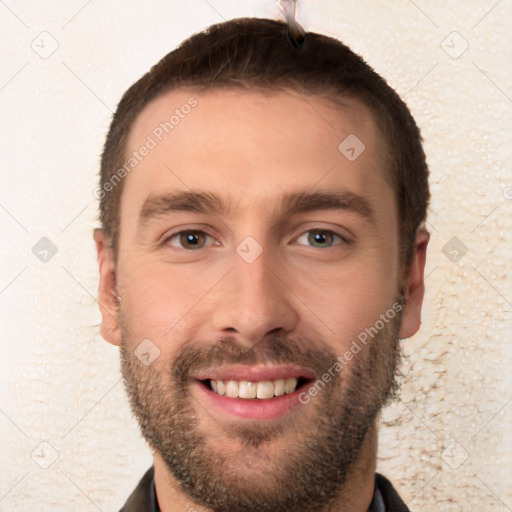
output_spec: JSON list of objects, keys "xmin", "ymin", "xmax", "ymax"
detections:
[{"xmin": 119, "ymin": 295, "xmax": 404, "ymax": 512}]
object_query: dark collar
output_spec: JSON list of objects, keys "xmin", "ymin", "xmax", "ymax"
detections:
[
  {"xmin": 119, "ymin": 466, "xmax": 410, "ymax": 512},
  {"xmin": 374, "ymin": 473, "xmax": 411, "ymax": 512},
  {"xmin": 119, "ymin": 466, "xmax": 158, "ymax": 512}
]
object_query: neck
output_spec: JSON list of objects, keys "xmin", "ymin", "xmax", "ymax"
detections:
[{"xmin": 153, "ymin": 424, "xmax": 378, "ymax": 512}]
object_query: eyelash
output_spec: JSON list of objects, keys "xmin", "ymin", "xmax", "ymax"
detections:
[{"xmin": 162, "ymin": 228, "xmax": 350, "ymax": 250}]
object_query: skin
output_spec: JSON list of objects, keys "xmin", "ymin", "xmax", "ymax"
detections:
[{"xmin": 94, "ymin": 88, "xmax": 429, "ymax": 511}]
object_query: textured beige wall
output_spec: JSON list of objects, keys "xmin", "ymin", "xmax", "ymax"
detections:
[{"xmin": 1, "ymin": 1, "xmax": 510, "ymax": 511}]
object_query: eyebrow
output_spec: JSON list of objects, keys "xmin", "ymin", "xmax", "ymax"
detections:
[{"xmin": 137, "ymin": 189, "xmax": 375, "ymax": 229}]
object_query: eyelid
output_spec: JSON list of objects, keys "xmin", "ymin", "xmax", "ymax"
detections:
[
  {"xmin": 294, "ymin": 228, "xmax": 350, "ymax": 247},
  {"xmin": 291, "ymin": 220, "xmax": 352, "ymax": 240}
]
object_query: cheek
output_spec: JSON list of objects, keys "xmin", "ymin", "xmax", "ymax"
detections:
[
  {"xmin": 119, "ymin": 260, "xmax": 214, "ymax": 348},
  {"xmin": 293, "ymin": 247, "xmax": 399, "ymax": 350},
  {"xmin": 119, "ymin": 266, "xmax": 178, "ymax": 339}
]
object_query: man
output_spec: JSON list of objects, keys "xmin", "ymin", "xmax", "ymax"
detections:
[{"xmin": 94, "ymin": 17, "xmax": 430, "ymax": 512}]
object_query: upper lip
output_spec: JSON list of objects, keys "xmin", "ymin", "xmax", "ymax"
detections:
[{"xmin": 193, "ymin": 364, "xmax": 317, "ymax": 382}]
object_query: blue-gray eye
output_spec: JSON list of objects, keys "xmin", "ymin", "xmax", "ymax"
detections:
[{"xmin": 295, "ymin": 229, "xmax": 345, "ymax": 248}]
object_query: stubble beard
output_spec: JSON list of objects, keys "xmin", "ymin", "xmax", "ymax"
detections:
[{"xmin": 119, "ymin": 296, "xmax": 404, "ymax": 512}]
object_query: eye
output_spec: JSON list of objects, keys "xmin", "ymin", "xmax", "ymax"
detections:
[
  {"xmin": 164, "ymin": 230, "xmax": 219, "ymax": 250},
  {"xmin": 294, "ymin": 229, "xmax": 348, "ymax": 249}
]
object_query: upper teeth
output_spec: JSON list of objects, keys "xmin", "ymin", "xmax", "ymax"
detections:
[{"xmin": 210, "ymin": 378, "xmax": 298, "ymax": 399}]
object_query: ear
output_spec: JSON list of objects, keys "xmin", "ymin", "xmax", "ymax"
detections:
[
  {"xmin": 399, "ymin": 229, "xmax": 430, "ymax": 339},
  {"xmin": 93, "ymin": 228, "xmax": 122, "ymax": 346}
]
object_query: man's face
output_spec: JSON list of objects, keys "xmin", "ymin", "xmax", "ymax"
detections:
[{"xmin": 97, "ymin": 88, "xmax": 426, "ymax": 511}]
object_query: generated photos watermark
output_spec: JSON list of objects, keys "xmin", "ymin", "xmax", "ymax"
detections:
[
  {"xmin": 298, "ymin": 301, "xmax": 403, "ymax": 404},
  {"xmin": 93, "ymin": 97, "xmax": 198, "ymax": 200}
]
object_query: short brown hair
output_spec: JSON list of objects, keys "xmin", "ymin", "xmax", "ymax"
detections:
[{"xmin": 98, "ymin": 17, "xmax": 429, "ymax": 273}]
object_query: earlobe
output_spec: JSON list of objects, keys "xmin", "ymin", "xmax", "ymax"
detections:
[
  {"xmin": 93, "ymin": 228, "xmax": 122, "ymax": 346},
  {"xmin": 398, "ymin": 229, "xmax": 430, "ymax": 340}
]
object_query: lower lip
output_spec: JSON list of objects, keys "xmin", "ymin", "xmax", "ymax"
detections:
[{"xmin": 195, "ymin": 380, "xmax": 310, "ymax": 420}]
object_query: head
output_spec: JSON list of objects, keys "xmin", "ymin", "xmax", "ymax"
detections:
[{"xmin": 94, "ymin": 18, "xmax": 430, "ymax": 512}]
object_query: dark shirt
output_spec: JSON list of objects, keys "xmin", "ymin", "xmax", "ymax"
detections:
[{"xmin": 119, "ymin": 466, "xmax": 410, "ymax": 512}]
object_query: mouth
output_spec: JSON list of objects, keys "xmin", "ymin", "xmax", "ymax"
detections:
[{"xmin": 193, "ymin": 365, "xmax": 316, "ymax": 420}]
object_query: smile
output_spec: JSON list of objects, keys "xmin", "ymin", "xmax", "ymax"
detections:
[
  {"xmin": 204, "ymin": 377, "xmax": 306, "ymax": 399},
  {"xmin": 193, "ymin": 365, "xmax": 316, "ymax": 420}
]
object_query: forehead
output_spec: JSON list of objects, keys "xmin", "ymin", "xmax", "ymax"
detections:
[
  {"xmin": 128, "ymin": 87, "xmax": 382, "ymax": 156},
  {"xmin": 121, "ymin": 87, "xmax": 395, "ymax": 228}
]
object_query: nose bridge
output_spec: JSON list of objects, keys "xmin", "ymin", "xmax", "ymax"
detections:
[{"xmin": 235, "ymin": 245, "xmax": 274, "ymax": 312}]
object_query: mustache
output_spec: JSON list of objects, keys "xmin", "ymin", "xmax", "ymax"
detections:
[{"xmin": 171, "ymin": 335, "xmax": 339, "ymax": 387}]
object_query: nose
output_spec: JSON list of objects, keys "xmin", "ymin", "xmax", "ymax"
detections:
[{"xmin": 210, "ymin": 246, "xmax": 299, "ymax": 348}]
